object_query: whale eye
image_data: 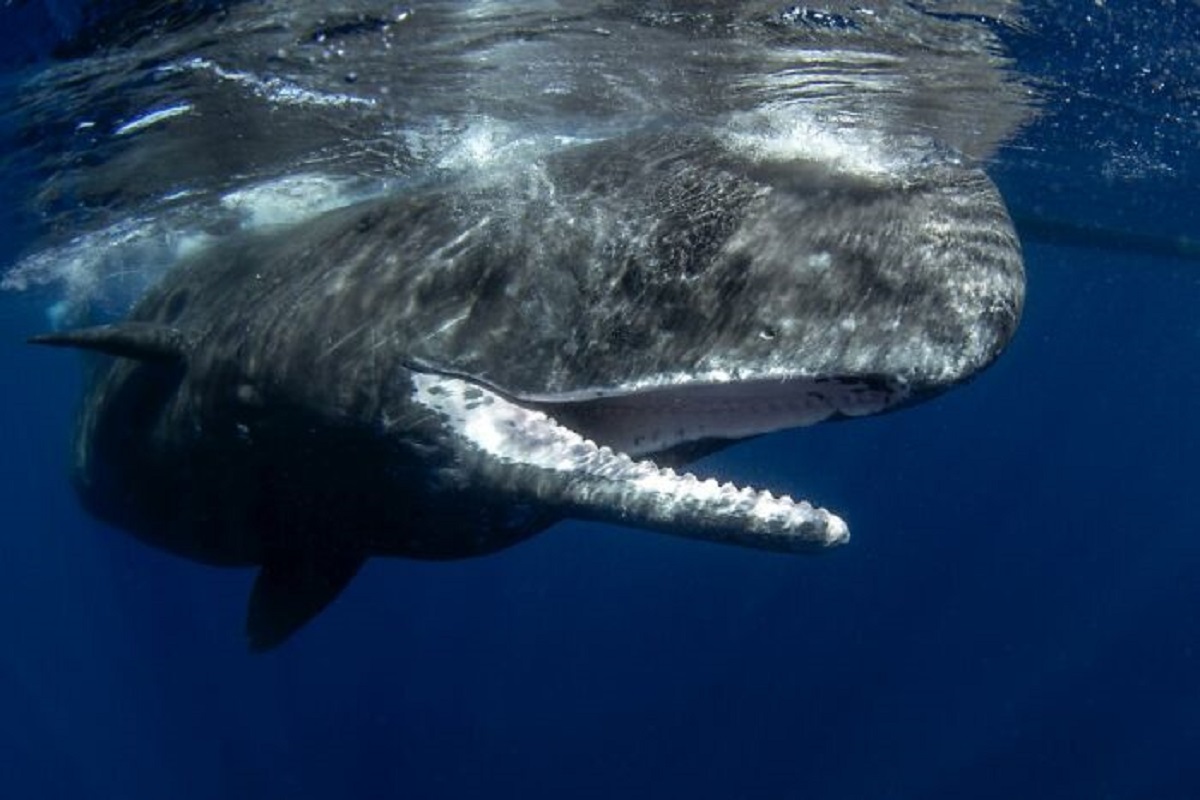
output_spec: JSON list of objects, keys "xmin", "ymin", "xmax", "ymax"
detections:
[{"xmin": 759, "ymin": 326, "xmax": 778, "ymax": 341}]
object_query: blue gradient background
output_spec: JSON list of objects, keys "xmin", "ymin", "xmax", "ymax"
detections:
[{"xmin": 2, "ymin": 3, "xmax": 1198, "ymax": 798}]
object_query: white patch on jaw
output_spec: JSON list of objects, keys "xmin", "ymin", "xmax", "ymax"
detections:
[
  {"xmin": 410, "ymin": 371, "xmax": 849, "ymax": 550},
  {"xmin": 412, "ymin": 372, "xmax": 585, "ymax": 473}
]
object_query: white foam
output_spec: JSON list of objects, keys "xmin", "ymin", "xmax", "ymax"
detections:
[
  {"xmin": 114, "ymin": 102, "xmax": 194, "ymax": 136},
  {"xmin": 3, "ymin": 171, "xmax": 381, "ymax": 325},
  {"xmin": 436, "ymin": 118, "xmax": 533, "ymax": 171},
  {"xmin": 167, "ymin": 57, "xmax": 376, "ymax": 110},
  {"xmin": 220, "ymin": 174, "xmax": 372, "ymax": 229},
  {"xmin": 1, "ymin": 215, "xmax": 189, "ymax": 324},
  {"xmin": 724, "ymin": 110, "xmax": 911, "ymax": 181}
]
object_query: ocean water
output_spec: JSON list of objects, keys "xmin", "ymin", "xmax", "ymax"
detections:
[{"xmin": 1, "ymin": 2, "xmax": 1198, "ymax": 798}]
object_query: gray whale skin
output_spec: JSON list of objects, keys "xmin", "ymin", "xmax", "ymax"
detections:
[{"xmin": 34, "ymin": 132, "xmax": 1024, "ymax": 650}]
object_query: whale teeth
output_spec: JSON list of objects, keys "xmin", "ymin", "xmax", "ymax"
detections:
[{"xmin": 416, "ymin": 370, "xmax": 847, "ymax": 550}]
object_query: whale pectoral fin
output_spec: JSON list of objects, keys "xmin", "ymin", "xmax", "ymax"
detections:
[
  {"xmin": 246, "ymin": 550, "xmax": 366, "ymax": 652},
  {"xmin": 28, "ymin": 322, "xmax": 190, "ymax": 361}
]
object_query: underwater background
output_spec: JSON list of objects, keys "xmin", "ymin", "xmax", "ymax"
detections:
[{"xmin": 1, "ymin": 2, "xmax": 1198, "ymax": 798}]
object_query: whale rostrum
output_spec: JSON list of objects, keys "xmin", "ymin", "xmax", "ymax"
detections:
[{"xmin": 34, "ymin": 132, "xmax": 1024, "ymax": 649}]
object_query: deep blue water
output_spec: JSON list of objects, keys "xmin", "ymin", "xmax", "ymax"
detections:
[{"xmin": 2, "ymin": 4, "xmax": 1199, "ymax": 799}]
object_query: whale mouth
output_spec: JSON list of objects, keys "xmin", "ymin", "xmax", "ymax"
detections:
[
  {"xmin": 520, "ymin": 374, "xmax": 911, "ymax": 458},
  {"xmin": 406, "ymin": 358, "xmax": 911, "ymax": 459},
  {"xmin": 411, "ymin": 369, "xmax": 868, "ymax": 553}
]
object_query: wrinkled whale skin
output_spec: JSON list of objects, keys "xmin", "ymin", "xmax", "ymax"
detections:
[{"xmin": 39, "ymin": 132, "xmax": 1024, "ymax": 648}]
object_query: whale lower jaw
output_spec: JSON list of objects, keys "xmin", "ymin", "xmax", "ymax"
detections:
[{"xmin": 411, "ymin": 371, "xmax": 851, "ymax": 553}]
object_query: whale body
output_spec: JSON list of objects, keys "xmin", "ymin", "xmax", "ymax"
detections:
[{"xmin": 34, "ymin": 129, "xmax": 1024, "ymax": 649}]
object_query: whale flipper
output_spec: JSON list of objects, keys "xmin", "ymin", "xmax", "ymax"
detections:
[
  {"xmin": 29, "ymin": 322, "xmax": 189, "ymax": 362},
  {"xmin": 246, "ymin": 550, "xmax": 366, "ymax": 652}
]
